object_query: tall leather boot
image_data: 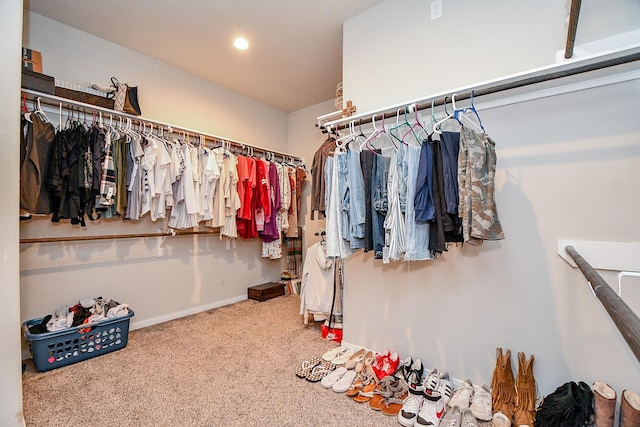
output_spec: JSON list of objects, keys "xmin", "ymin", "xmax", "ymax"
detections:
[
  {"xmin": 491, "ymin": 347, "xmax": 516, "ymax": 421},
  {"xmin": 620, "ymin": 389, "xmax": 640, "ymax": 427},
  {"xmin": 592, "ymin": 381, "xmax": 616, "ymax": 427},
  {"xmin": 514, "ymin": 352, "xmax": 537, "ymax": 427}
]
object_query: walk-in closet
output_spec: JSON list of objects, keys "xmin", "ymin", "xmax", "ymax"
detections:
[{"xmin": 3, "ymin": 1, "xmax": 640, "ymax": 426}]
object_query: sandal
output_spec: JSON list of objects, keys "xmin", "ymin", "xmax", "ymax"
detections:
[
  {"xmin": 331, "ymin": 349, "xmax": 355, "ymax": 365},
  {"xmin": 352, "ymin": 364, "xmax": 379, "ymax": 403},
  {"xmin": 345, "ymin": 363, "xmax": 376, "ymax": 397},
  {"xmin": 322, "ymin": 346, "xmax": 345, "ymax": 362},
  {"xmin": 306, "ymin": 361, "xmax": 336, "ymax": 382},
  {"xmin": 380, "ymin": 387, "xmax": 409, "ymax": 416},
  {"xmin": 344, "ymin": 348, "xmax": 366, "ymax": 370},
  {"xmin": 355, "ymin": 350, "xmax": 374, "ymax": 374},
  {"xmin": 295, "ymin": 357, "xmax": 321, "ymax": 378},
  {"xmin": 369, "ymin": 375, "xmax": 400, "ymax": 410}
]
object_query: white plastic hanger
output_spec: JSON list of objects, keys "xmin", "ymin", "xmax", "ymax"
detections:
[
  {"xmin": 33, "ymin": 97, "xmax": 51, "ymax": 124},
  {"xmin": 433, "ymin": 95, "xmax": 456, "ymax": 135}
]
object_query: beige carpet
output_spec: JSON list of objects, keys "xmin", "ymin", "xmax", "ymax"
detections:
[{"xmin": 22, "ymin": 294, "xmax": 399, "ymax": 427}]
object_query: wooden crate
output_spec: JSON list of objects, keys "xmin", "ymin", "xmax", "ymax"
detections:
[{"xmin": 248, "ymin": 282, "xmax": 285, "ymax": 302}]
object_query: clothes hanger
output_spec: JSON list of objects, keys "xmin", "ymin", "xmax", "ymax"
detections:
[
  {"xmin": 400, "ymin": 103, "xmax": 426, "ymax": 145},
  {"xmin": 417, "ymin": 99, "xmax": 437, "ymax": 140},
  {"xmin": 433, "ymin": 95, "xmax": 457, "ymax": 135},
  {"xmin": 458, "ymin": 90, "xmax": 486, "ymax": 133},
  {"xmin": 362, "ymin": 113, "xmax": 396, "ymax": 154},
  {"xmin": 22, "ymin": 94, "xmax": 33, "ymax": 123},
  {"xmin": 389, "ymin": 108, "xmax": 410, "ymax": 145},
  {"xmin": 34, "ymin": 97, "xmax": 51, "ymax": 124}
]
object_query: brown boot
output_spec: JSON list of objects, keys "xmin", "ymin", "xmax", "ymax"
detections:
[
  {"xmin": 620, "ymin": 389, "xmax": 640, "ymax": 427},
  {"xmin": 491, "ymin": 348, "xmax": 516, "ymax": 421},
  {"xmin": 592, "ymin": 381, "xmax": 616, "ymax": 427},
  {"xmin": 514, "ymin": 352, "xmax": 537, "ymax": 427}
]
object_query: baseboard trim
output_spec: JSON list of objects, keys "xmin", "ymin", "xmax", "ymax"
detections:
[{"xmin": 129, "ymin": 294, "xmax": 247, "ymax": 331}]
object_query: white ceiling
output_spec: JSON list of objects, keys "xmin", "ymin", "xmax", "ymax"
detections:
[{"xmin": 24, "ymin": 0, "xmax": 386, "ymax": 112}]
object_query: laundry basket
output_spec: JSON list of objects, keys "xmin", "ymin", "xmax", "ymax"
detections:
[{"xmin": 22, "ymin": 310, "xmax": 134, "ymax": 372}]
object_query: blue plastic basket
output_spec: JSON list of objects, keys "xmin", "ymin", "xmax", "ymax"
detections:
[{"xmin": 22, "ymin": 310, "xmax": 134, "ymax": 372}]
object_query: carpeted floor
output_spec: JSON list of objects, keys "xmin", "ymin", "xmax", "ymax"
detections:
[{"xmin": 22, "ymin": 294, "xmax": 399, "ymax": 427}]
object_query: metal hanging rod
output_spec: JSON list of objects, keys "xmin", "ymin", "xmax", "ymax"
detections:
[
  {"xmin": 21, "ymin": 88, "xmax": 304, "ymax": 165},
  {"xmin": 20, "ymin": 229, "xmax": 219, "ymax": 244},
  {"xmin": 565, "ymin": 245, "xmax": 640, "ymax": 364},
  {"xmin": 564, "ymin": 0, "xmax": 583, "ymax": 59},
  {"xmin": 317, "ymin": 46, "xmax": 640, "ymax": 133}
]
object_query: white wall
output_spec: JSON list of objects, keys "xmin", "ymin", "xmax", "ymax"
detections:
[
  {"xmin": 20, "ymin": 12, "xmax": 290, "ymax": 330},
  {"xmin": 344, "ymin": 0, "xmax": 640, "ymax": 113},
  {"xmin": 1, "ymin": 2, "xmax": 25, "ymax": 425},
  {"xmin": 340, "ymin": 0, "xmax": 640, "ymax": 397}
]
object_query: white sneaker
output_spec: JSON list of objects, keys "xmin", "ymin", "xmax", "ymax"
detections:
[
  {"xmin": 470, "ymin": 384, "xmax": 493, "ymax": 421},
  {"xmin": 422, "ymin": 368, "xmax": 441, "ymax": 396},
  {"xmin": 461, "ymin": 408, "xmax": 478, "ymax": 427},
  {"xmin": 398, "ymin": 393, "xmax": 424, "ymax": 427},
  {"xmin": 448, "ymin": 379, "xmax": 474, "ymax": 410},
  {"xmin": 440, "ymin": 406, "xmax": 462, "ymax": 427},
  {"xmin": 436, "ymin": 372, "xmax": 453, "ymax": 406},
  {"xmin": 415, "ymin": 395, "xmax": 446, "ymax": 426}
]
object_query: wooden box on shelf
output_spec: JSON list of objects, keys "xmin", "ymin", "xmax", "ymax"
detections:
[{"xmin": 247, "ymin": 282, "xmax": 285, "ymax": 302}]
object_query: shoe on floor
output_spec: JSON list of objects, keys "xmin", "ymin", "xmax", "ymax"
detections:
[
  {"xmin": 407, "ymin": 358, "xmax": 425, "ymax": 394},
  {"xmin": 322, "ymin": 346, "xmax": 345, "ymax": 362},
  {"xmin": 470, "ymin": 384, "xmax": 493, "ymax": 421},
  {"xmin": 398, "ymin": 390, "xmax": 424, "ymax": 427},
  {"xmin": 462, "ymin": 408, "xmax": 479, "ymax": 427},
  {"xmin": 441, "ymin": 406, "xmax": 462, "ymax": 427},
  {"xmin": 415, "ymin": 394, "xmax": 446, "ymax": 426},
  {"xmin": 422, "ymin": 368, "xmax": 441, "ymax": 398},
  {"xmin": 448, "ymin": 379, "xmax": 474, "ymax": 410},
  {"xmin": 344, "ymin": 348, "xmax": 366, "ymax": 370},
  {"xmin": 294, "ymin": 357, "xmax": 321, "ymax": 378},
  {"xmin": 430, "ymin": 372, "xmax": 453, "ymax": 406},
  {"xmin": 332, "ymin": 369, "xmax": 357, "ymax": 393},
  {"xmin": 320, "ymin": 366, "xmax": 347, "ymax": 388}
]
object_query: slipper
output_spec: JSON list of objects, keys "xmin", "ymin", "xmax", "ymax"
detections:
[
  {"xmin": 306, "ymin": 361, "xmax": 335, "ymax": 382},
  {"xmin": 321, "ymin": 366, "xmax": 348, "ymax": 388},
  {"xmin": 322, "ymin": 346, "xmax": 345, "ymax": 362},
  {"xmin": 333, "ymin": 369, "xmax": 357, "ymax": 393},
  {"xmin": 344, "ymin": 348, "xmax": 366, "ymax": 370},
  {"xmin": 295, "ymin": 357, "xmax": 321, "ymax": 378},
  {"xmin": 331, "ymin": 349, "xmax": 355, "ymax": 365}
]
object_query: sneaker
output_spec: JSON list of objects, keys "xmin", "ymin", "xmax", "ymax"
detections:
[
  {"xmin": 470, "ymin": 384, "xmax": 493, "ymax": 421},
  {"xmin": 436, "ymin": 372, "xmax": 454, "ymax": 406},
  {"xmin": 448, "ymin": 379, "xmax": 474, "ymax": 410},
  {"xmin": 415, "ymin": 394, "xmax": 446, "ymax": 426},
  {"xmin": 461, "ymin": 408, "xmax": 478, "ymax": 427},
  {"xmin": 422, "ymin": 368, "xmax": 441, "ymax": 398},
  {"xmin": 398, "ymin": 391, "xmax": 424, "ymax": 427},
  {"xmin": 407, "ymin": 359, "xmax": 425, "ymax": 394},
  {"xmin": 441, "ymin": 406, "xmax": 462, "ymax": 427},
  {"xmin": 395, "ymin": 356, "xmax": 413, "ymax": 384}
]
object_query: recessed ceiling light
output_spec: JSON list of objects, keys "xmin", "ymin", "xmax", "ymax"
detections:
[{"xmin": 234, "ymin": 37, "xmax": 249, "ymax": 50}]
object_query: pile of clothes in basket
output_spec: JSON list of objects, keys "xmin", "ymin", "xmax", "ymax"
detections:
[{"xmin": 27, "ymin": 297, "xmax": 131, "ymax": 334}]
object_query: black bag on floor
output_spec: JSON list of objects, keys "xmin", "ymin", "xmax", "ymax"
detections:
[{"xmin": 535, "ymin": 381, "xmax": 594, "ymax": 427}]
